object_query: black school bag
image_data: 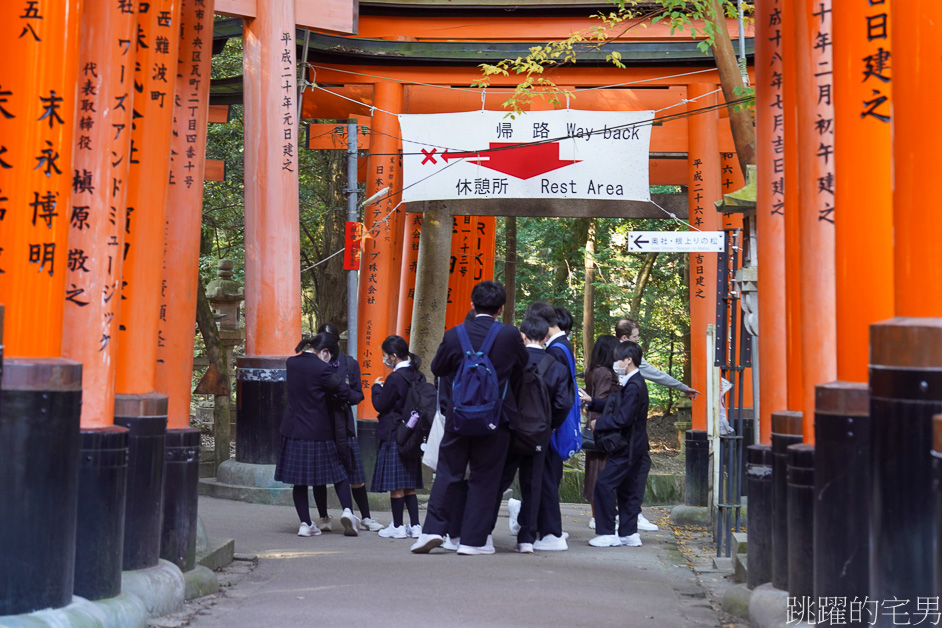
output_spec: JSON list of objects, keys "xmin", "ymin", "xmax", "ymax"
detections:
[
  {"xmin": 396, "ymin": 370, "xmax": 438, "ymax": 460},
  {"xmin": 510, "ymin": 354, "xmax": 556, "ymax": 455}
]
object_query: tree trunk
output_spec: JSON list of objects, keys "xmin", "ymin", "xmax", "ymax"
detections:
[
  {"xmin": 410, "ymin": 202, "xmax": 453, "ymax": 380},
  {"xmin": 582, "ymin": 220, "xmax": 596, "ymax": 371},
  {"xmin": 629, "ymin": 252, "xmax": 659, "ymax": 315},
  {"xmin": 196, "ymin": 279, "xmax": 232, "ymax": 471},
  {"xmin": 502, "ymin": 216, "xmax": 517, "ymax": 325},
  {"xmin": 307, "ymin": 150, "xmax": 348, "ymax": 330},
  {"xmin": 707, "ymin": 0, "xmax": 756, "ymax": 175}
]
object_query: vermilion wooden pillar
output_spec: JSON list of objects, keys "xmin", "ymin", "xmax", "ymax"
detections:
[
  {"xmin": 0, "ymin": 0, "xmax": 82, "ymax": 357},
  {"xmin": 687, "ymin": 84, "xmax": 722, "ymax": 432},
  {"xmin": 445, "ymin": 215, "xmax": 478, "ymax": 330},
  {"xmin": 115, "ymin": 0, "xmax": 183, "ymax": 395},
  {"xmin": 755, "ymin": 0, "xmax": 788, "ymax": 445},
  {"xmin": 236, "ymin": 0, "xmax": 302, "ymax": 463},
  {"xmin": 396, "ymin": 211, "xmax": 422, "ymax": 341},
  {"xmin": 62, "ymin": 0, "xmax": 137, "ymax": 428},
  {"xmin": 892, "ymin": 1, "xmax": 942, "ymax": 317},
  {"xmin": 793, "ymin": 0, "xmax": 837, "ymax": 443},
  {"xmin": 0, "ymin": 1, "xmax": 84, "ymax": 616},
  {"xmin": 242, "ymin": 1, "xmax": 301, "ymax": 356},
  {"xmin": 358, "ymin": 80, "xmax": 403, "ymax": 419},
  {"xmin": 782, "ymin": 0, "xmax": 803, "ymax": 416},
  {"xmin": 832, "ymin": 2, "xmax": 894, "ymax": 381},
  {"xmin": 155, "ymin": 0, "xmax": 215, "ymax": 430}
]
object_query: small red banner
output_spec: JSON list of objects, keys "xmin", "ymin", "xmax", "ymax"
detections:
[{"xmin": 344, "ymin": 221, "xmax": 363, "ymax": 270}]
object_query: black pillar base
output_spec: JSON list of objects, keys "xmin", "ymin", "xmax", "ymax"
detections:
[
  {"xmin": 236, "ymin": 356, "xmax": 288, "ymax": 464},
  {"xmin": 684, "ymin": 430, "xmax": 709, "ymax": 507},
  {"xmin": 771, "ymin": 410, "xmax": 803, "ymax": 591},
  {"xmin": 786, "ymin": 444, "xmax": 814, "ymax": 601},
  {"xmin": 0, "ymin": 358, "xmax": 82, "ymax": 615},
  {"xmin": 746, "ymin": 444, "xmax": 773, "ymax": 589},
  {"xmin": 814, "ymin": 382, "xmax": 870, "ymax": 603},
  {"xmin": 114, "ymin": 393, "xmax": 167, "ymax": 571},
  {"xmin": 75, "ymin": 426, "xmax": 129, "ymax": 601},
  {"xmin": 161, "ymin": 428, "xmax": 201, "ymax": 571}
]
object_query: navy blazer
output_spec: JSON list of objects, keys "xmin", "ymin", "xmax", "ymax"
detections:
[
  {"xmin": 591, "ymin": 372, "xmax": 650, "ymax": 456},
  {"xmin": 430, "ymin": 315, "xmax": 528, "ymax": 427},
  {"xmin": 371, "ymin": 366, "xmax": 426, "ymax": 442},
  {"xmin": 281, "ymin": 352, "xmax": 352, "ymax": 441},
  {"xmin": 525, "ymin": 346, "xmax": 574, "ymax": 430},
  {"xmin": 546, "ymin": 334, "xmax": 575, "ymax": 375},
  {"xmin": 331, "ymin": 354, "xmax": 364, "ymax": 436}
]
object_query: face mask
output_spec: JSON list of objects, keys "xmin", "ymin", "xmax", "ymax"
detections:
[
  {"xmin": 383, "ymin": 356, "xmax": 395, "ymax": 369},
  {"xmin": 613, "ymin": 361, "xmax": 626, "ymax": 376},
  {"xmin": 319, "ymin": 351, "xmax": 331, "ymax": 363}
]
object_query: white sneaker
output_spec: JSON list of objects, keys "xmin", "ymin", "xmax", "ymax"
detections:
[
  {"xmin": 588, "ymin": 534, "xmax": 622, "ymax": 547},
  {"xmin": 588, "ymin": 517, "xmax": 595, "ymax": 530},
  {"xmin": 318, "ymin": 516, "xmax": 332, "ymax": 532},
  {"xmin": 457, "ymin": 535, "xmax": 495, "ymax": 555},
  {"xmin": 359, "ymin": 517, "xmax": 384, "ymax": 532},
  {"xmin": 340, "ymin": 508, "xmax": 358, "ymax": 536},
  {"xmin": 378, "ymin": 523, "xmax": 408, "ymax": 539},
  {"xmin": 298, "ymin": 521, "xmax": 321, "ymax": 537},
  {"xmin": 514, "ymin": 542, "xmax": 534, "ymax": 554},
  {"xmin": 508, "ymin": 498, "xmax": 521, "ymax": 535},
  {"xmin": 410, "ymin": 533, "xmax": 444, "ymax": 553},
  {"xmin": 442, "ymin": 535, "xmax": 460, "ymax": 551},
  {"xmin": 408, "ymin": 524, "xmax": 422, "ymax": 538},
  {"xmin": 533, "ymin": 534, "xmax": 568, "ymax": 551},
  {"xmin": 638, "ymin": 514, "xmax": 659, "ymax": 531},
  {"xmin": 619, "ymin": 533, "xmax": 642, "ymax": 547}
]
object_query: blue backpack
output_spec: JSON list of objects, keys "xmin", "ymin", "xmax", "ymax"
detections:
[
  {"xmin": 548, "ymin": 342, "xmax": 582, "ymax": 460},
  {"xmin": 451, "ymin": 322, "xmax": 505, "ymax": 435}
]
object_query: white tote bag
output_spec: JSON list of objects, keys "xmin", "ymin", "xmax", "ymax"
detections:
[{"xmin": 422, "ymin": 408, "xmax": 445, "ymax": 471}]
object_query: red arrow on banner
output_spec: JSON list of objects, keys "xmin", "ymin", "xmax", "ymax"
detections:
[{"xmin": 440, "ymin": 142, "xmax": 580, "ymax": 179}]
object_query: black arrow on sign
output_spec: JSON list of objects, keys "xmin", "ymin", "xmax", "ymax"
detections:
[{"xmin": 632, "ymin": 234, "xmax": 650, "ymax": 248}]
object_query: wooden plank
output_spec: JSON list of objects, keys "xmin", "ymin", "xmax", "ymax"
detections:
[
  {"xmin": 213, "ymin": 0, "xmax": 256, "ymax": 18},
  {"xmin": 205, "ymin": 159, "xmax": 225, "ymax": 182},
  {"xmin": 306, "ymin": 120, "xmax": 370, "ymax": 150},
  {"xmin": 208, "ymin": 105, "xmax": 230, "ymax": 124},
  {"xmin": 297, "ymin": 0, "xmax": 357, "ymax": 35}
]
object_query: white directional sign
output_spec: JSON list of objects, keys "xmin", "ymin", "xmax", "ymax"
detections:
[
  {"xmin": 627, "ymin": 231, "xmax": 726, "ymax": 253},
  {"xmin": 397, "ymin": 109, "xmax": 654, "ymax": 204}
]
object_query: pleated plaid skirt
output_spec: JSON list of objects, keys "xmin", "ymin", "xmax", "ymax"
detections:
[
  {"xmin": 370, "ymin": 439, "xmax": 424, "ymax": 493},
  {"xmin": 274, "ymin": 437, "xmax": 348, "ymax": 487},
  {"xmin": 346, "ymin": 437, "xmax": 366, "ymax": 485}
]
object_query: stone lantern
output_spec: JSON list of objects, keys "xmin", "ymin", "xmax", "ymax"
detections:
[{"xmin": 205, "ymin": 259, "xmax": 244, "ymax": 370}]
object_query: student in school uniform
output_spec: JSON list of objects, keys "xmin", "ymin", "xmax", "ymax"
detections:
[
  {"xmin": 313, "ymin": 323, "xmax": 384, "ymax": 533},
  {"xmin": 495, "ymin": 315, "xmax": 573, "ymax": 553},
  {"xmin": 275, "ymin": 333, "xmax": 359, "ymax": 537},
  {"xmin": 614, "ymin": 317, "xmax": 699, "ymax": 533},
  {"xmin": 411, "ymin": 280, "xmax": 528, "ymax": 555},
  {"xmin": 525, "ymin": 301, "xmax": 579, "ymax": 551},
  {"xmin": 580, "ymin": 340, "xmax": 650, "ymax": 547},
  {"xmin": 370, "ymin": 335, "xmax": 426, "ymax": 539}
]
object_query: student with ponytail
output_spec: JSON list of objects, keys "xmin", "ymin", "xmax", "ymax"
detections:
[{"xmin": 370, "ymin": 335, "xmax": 426, "ymax": 539}]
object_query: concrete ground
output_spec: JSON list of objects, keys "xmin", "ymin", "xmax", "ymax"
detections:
[{"xmin": 154, "ymin": 496, "xmax": 744, "ymax": 627}]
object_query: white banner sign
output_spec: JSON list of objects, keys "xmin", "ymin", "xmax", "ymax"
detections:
[
  {"xmin": 627, "ymin": 231, "xmax": 726, "ymax": 253},
  {"xmin": 398, "ymin": 109, "xmax": 654, "ymax": 203}
]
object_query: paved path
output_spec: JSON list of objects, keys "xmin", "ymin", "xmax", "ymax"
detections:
[{"xmin": 178, "ymin": 497, "xmax": 726, "ymax": 627}]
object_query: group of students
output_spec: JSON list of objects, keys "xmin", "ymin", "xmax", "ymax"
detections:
[{"xmin": 274, "ymin": 280, "xmax": 698, "ymax": 553}]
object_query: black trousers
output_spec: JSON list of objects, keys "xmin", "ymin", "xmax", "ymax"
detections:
[
  {"xmin": 423, "ymin": 426, "xmax": 511, "ymax": 546},
  {"xmin": 492, "ymin": 447, "xmax": 545, "ymax": 544},
  {"xmin": 536, "ymin": 450, "xmax": 564, "ymax": 537},
  {"xmin": 593, "ymin": 446, "xmax": 647, "ymax": 537}
]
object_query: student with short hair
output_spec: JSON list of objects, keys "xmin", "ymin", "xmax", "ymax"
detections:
[
  {"xmin": 495, "ymin": 315, "xmax": 573, "ymax": 553},
  {"xmin": 580, "ymin": 341, "xmax": 650, "ymax": 547},
  {"xmin": 525, "ymin": 301, "xmax": 578, "ymax": 551},
  {"xmin": 412, "ymin": 280, "xmax": 528, "ymax": 555},
  {"xmin": 370, "ymin": 335, "xmax": 426, "ymax": 539}
]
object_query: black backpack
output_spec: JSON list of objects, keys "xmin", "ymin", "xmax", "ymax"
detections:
[
  {"xmin": 509, "ymin": 354, "xmax": 555, "ymax": 455},
  {"xmin": 396, "ymin": 371, "xmax": 439, "ymax": 460}
]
